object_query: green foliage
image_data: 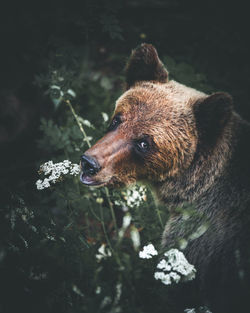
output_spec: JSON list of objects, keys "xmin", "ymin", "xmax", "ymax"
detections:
[
  {"xmin": 1, "ymin": 43, "xmax": 212, "ymax": 313},
  {"xmin": 34, "ymin": 44, "xmax": 124, "ymax": 123},
  {"xmin": 163, "ymin": 55, "xmax": 213, "ymax": 93}
]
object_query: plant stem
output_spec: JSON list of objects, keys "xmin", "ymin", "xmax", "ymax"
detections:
[
  {"xmin": 65, "ymin": 100, "xmax": 91, "ymax": 148},
  {"xmin": 99, "ymin": 203, "xmax": 122, "ymax": 267},
  {"xmin": 99, "ymin": 203, "xmax": 113, "ymax": 253},
  {"xmin": 66, "ymin": 99, "xmax": 118, "ymax": 235},
  {"xmin": 156, "ymin": 207, "xmax": 164, "ymax": 229},
  {"xmin": 104, "ymin": 187, "xmax": 118, "ymax": 235}
]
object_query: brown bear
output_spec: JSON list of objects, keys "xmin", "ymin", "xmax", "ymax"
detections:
[{"xmin": 80, "ymin": 44, "xmax": 250, "ymax": 313}]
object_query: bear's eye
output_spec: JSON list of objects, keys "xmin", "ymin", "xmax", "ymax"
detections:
[
  {"xmin": 136, "ymin": 139, "xmax": 149, "ymax": 153},
  {"xmin": 107, "ymin": 115, "xmax": 122, "ymax": 132}
]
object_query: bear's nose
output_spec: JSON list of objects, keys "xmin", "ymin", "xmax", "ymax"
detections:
[{"xmin": 81, "ymin": 154, "xmax": 101, "ymax": 176}]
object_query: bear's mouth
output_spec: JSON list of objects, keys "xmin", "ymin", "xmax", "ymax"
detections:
[
  {"xmin": 80, "ymin": 172, "xmax": 123, "ymax": 188},
  {"xmin": 80, "ymin": 172, "xmax": 111, "ymax": 187},
  {"xmin": 80, "ymin": 173, "xmax": 104, "ymax": 186}
]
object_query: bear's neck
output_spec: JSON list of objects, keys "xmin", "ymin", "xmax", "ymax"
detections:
[{"xmin": 152, "ymin": 112, "xmax": 250, "ymax": 211}]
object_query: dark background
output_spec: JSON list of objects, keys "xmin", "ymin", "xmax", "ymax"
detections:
[
  {"xmin": 1, "ymin": 0, "xmax": 250, "ymax": 194},
  {"xmin": 0, "ymin": 1, "xmax": 250, "ymax": 312}
]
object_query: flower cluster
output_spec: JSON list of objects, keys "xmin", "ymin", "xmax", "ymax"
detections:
[
  {"xmin": 139, "ymin": 243, "xmax": 158, "ymax": 259},
  {"xmin": 96, "ymin": 244, "xmax": 112, "ymax": 262},
  {"xmin": 184, "ymin": 307, "xmax": 212, "ymax": 313},
  {"xmin": 115, "ymin": 185, "xmax": 147, "ymax": 210},
  {"xmin": 36, "ymin": 160, "xmax": 80, "ymax": 190},
  {"xmin": 154, "ymin": 249, "xmax": 196, "ymax": 285},
  {"xmin": 139, "ymin": 244, "xmax": 196, "ymax": 285}
]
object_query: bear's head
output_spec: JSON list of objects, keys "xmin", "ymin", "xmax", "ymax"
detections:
[{"xmin": 80, "ymin": 44, "xmax": 233, "ymax": 194}]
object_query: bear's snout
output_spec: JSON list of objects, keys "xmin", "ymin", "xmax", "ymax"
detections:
[{"xmin": 81, "ymin": 154, "xmax": 101, "ymax": 176}]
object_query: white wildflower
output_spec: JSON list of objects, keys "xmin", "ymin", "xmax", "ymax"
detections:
[
  {"xmin": 70, "ymin": 164, "xmax": 81, "ymax": 176},
  {"xmin": 154, "ymin": 271, "xmax": 181, "ymax": 285},
  {"xmin": 102, "ymin": 112, "xmax": 109, "ymax": 122},
  {"xmin": 96, "ymin": 286, "xmax": 101, "ymax": 294},
  {"xmin": 156, "ymin": 259, "xmax": 171, "ymax": 271},
  {"xmin": 96, "ymin": 244, "xmax": 112, "ymax": 262},
  {"xmin": 30, "ymin": 225, "xmax": 38, "ymax": 233},
  {"xmin": 117, "ymin": 185, "xmax": 147, "ymax": 209},
  {"xmin": 154, "ymin": 272, "xmax": 171, "ymax": 285},
  {"xmin": 61, "ymin": 167, "xmax": 69, "ymax": 175},
  {"xmin": 164, "ymin": 249, "xmax": 196, "ymax": 278},
  {"xmin": 72, "ymin": 284, "xmax": 84, "ymax": 297},
  {"xmin": 169, "ymin": 271, "xmax": 181, "ymax": 283},
  {"xmin": 82, "ymin": 120, "xmax": 92, "ymax": 128},
  {"xmin": 63, "ymin": 159, "xmax": 71, "ymax": 167},
  {"xmin": 42, "ymin": 178, "xmax": 51, "ymax": 189},
  {"xmin": 77, "ymin": 116, "xmax": 95, "ymax": 129},
  {"xmin": 21, "ymin": 215, "xmax": 28, "ymax": 223},
  {"xmin": 50, "ymin": 85, "xmax": 64, "ymax": 107},
  {"xmin": 41, "ymin": 160, "xmax": 54, "ymax": 175},
  {"xmin": 139, "ymin": 243, "xmax": 158, "ymax": 259},
  {"xmin": 154, "ymin": 249, "xmax": 196, "ymax": 286},
  {"xmin": 50, "ymin": 84, "xmax": 61, "ymax": 91},
  {"xmin": 184, "ymin": 307, "xmax": 212, "ymax": 313},
  {"xmin": 179, "ymin": 238, "xmax": 188, "ymax": 250},
  {"xmin": 36, "ymin": 179, "xmax": 44, "ymax": 190},
  {"xmin": 83, "ymin": 136, "xmax": 93, "ymax": 142},
  {"xmin": 66, "ymin": 89, "xmax": 76, "ymax": 98},
  {"xmin": 114, "ymin": 200, "xmax": 128, "ymax": 212},
  {"xmin": 130, "ymin": 226, "xmax": 141, "ymax": 250},
  {"xmin": 58, "ymin": 237, "xmax": 66, "ymax": 243},
  {"xmin": 118, "ymin": 213, "xmax": 132, "ymax": 238},
  {"xmin": 46, "ymin": 234, "xmax": 56, "ymax": 241},
  {"xmin": 113, "ymin": 283, "xmax": 122, "ymax": 306},
  {"xmin": 36, "ymin": 160, "xmax": 81, "ymax": 190},
  {"xmin": 201, "ymin": 307, "xmax": 212, "ymax": 313},
  {"xmin": 122, "ymin": 214, "xmax": 132, "ymax": 228},
  {"xmin": 96, "ymin": 197, "xmax": 104, "ymax": 204},
  {"xmin": 100, "ymin": 296, "xmax": 112, "ymax": 309}
]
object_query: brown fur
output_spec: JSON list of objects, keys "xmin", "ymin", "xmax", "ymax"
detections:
[
  {"xmin": 85, "ymin": 81, "xmax": 204, "ymax": 187},
  {"xmin": 81, "ymin": 44, "xmax": 250, "ymax": 313}
]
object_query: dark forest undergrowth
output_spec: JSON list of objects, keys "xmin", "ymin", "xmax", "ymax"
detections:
[{"xmin": 1, "ymin": 1, "xmax": 250, "ymax": 312}]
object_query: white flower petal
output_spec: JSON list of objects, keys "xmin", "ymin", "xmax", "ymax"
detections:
[{"xmin": 139, "ymin": 243, "xmax": 158, "ymax": 259}]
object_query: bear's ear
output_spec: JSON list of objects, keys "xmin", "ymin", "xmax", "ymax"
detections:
[
  {"xmin": 125, "ymin": 43, "xmax": 168, "ymax": 89},
  {"xmin": 194, "ymin": 92, "xmax": 233, "ymax": 146}
]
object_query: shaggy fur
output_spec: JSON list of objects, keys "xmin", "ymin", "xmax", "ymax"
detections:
[{"xmin": 81, "ymin": 44, "xmax": 250, "ymax": 313}]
